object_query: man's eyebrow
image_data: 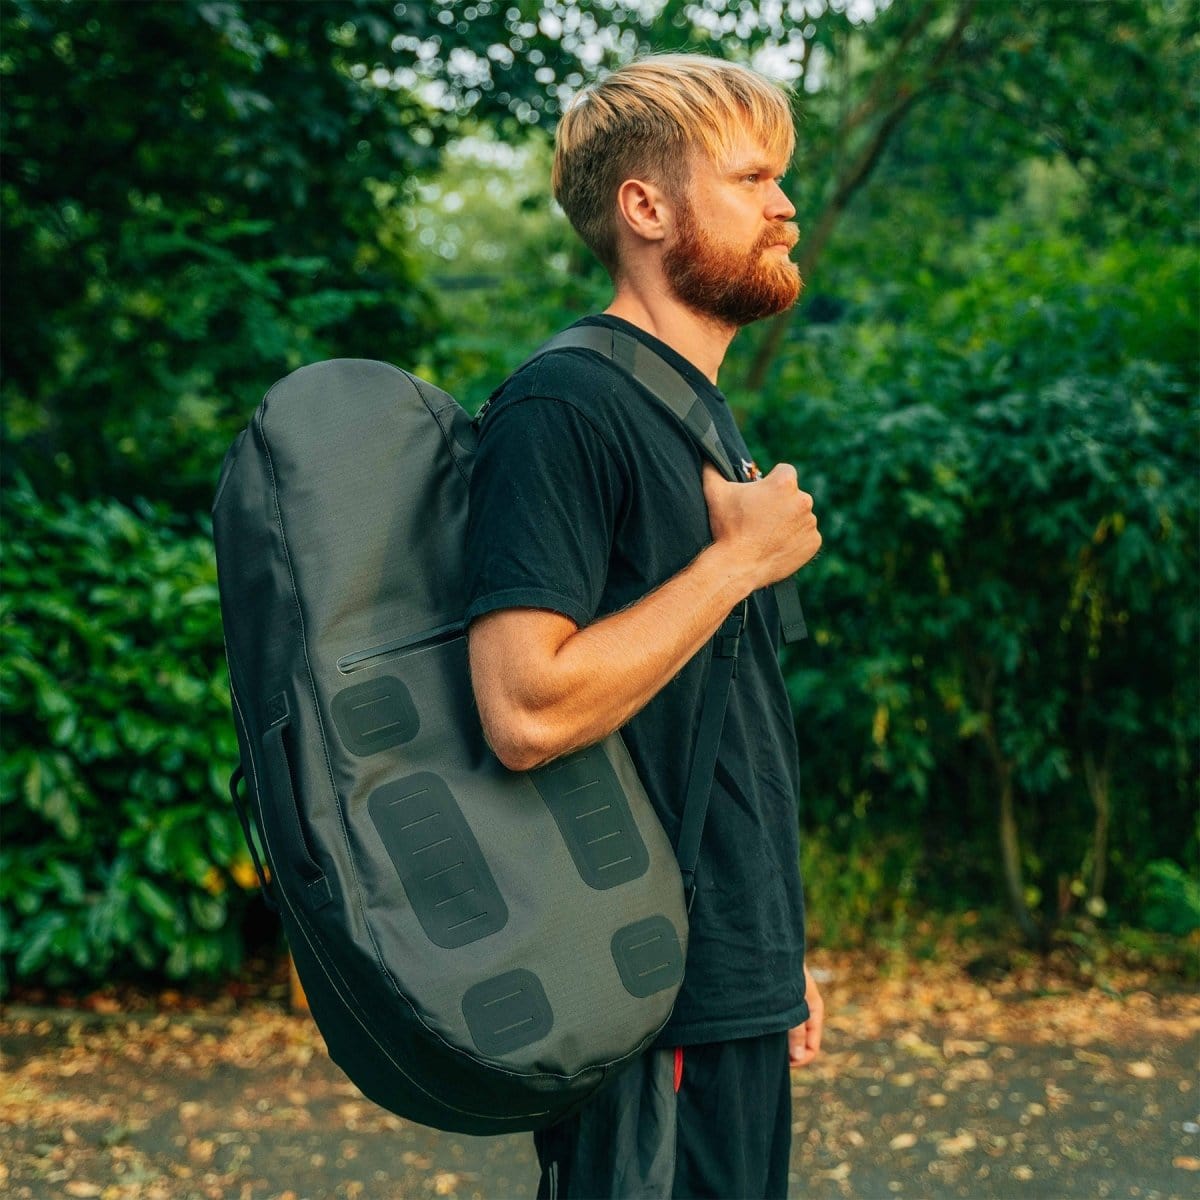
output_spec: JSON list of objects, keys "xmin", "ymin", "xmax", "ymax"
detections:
[{"xmin": 725, "ymin": 158, "xmax": 787, "ymax": 176}]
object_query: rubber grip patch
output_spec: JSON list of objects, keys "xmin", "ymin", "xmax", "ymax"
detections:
[
  {"xmin": 611, "ymin": 916, "xmax": 684, "ymax": 998},
  {"xmin": 462, "ymin": 969, "xmax": 554, "ymax": 1056},
  {"xmin": 530, "ymin": 746, "xmax": 650, "ymax": 891},
  {"xmin": 331, "ymin": 675, "xmax": 419, "ymax": 756},
  {"xmin": 368, "ymin": 772, "xmax": 508, "ymax": 948}
]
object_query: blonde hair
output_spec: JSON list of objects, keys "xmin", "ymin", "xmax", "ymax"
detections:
[{"xmin": 552, "ymin": 54, "xmax": 795, "ymax": 276}]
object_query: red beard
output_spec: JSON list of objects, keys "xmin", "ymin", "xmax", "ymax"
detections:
[{"xmin": 663, "ymin": 204, "xmax": 803, "ymax": 327}]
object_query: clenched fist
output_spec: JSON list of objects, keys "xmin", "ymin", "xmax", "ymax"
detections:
[{"xmin": 702, "ymin": 462, "xmax": 821, "ymax": 590}]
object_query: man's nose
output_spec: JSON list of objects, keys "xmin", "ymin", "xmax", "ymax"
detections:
[{"xmin": 766, "ymin": 179, "xmax": 796, "ymax": 221}]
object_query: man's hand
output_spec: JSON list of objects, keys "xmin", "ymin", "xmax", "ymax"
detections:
[
  {"xmin": 702, "ymin": 462, "xmax": 821, "ymax": 590},
  {"xmin": 788, "ymin": 965, "xmax": 825, "ymax": 1068}
]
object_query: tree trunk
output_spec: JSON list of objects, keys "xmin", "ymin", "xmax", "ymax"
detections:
[
  {"xmin": 741, "ymin": 87, "xmax": 922, "ymax": 394},
  {"xmin": 996, "ymin": 759, "xmax": 1041, "ymax": 945},
  {"xmin": 1082, "ymin": 747, "xmax": 1112, "ymax": 904},
  {"xmin": 971, "ymin": 652, "xmax": 1042, "ymax": 947}
]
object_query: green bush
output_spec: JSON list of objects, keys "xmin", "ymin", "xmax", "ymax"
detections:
[
  {"xmin": 1140, "ymin": 860, "xmax": 1200, "ymax": 936},
  {"xmin": 798, "ymin": 828, "xmax": 920, "ymax": 950},
  {"xmin": 0, "ymin": 480, "xmax": 251, "ymax": 991}
]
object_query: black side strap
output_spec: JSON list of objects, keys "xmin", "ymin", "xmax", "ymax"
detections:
[
  {"xmin": 500, "ymin": 324, "xmax": 808, "ymax": 645},
  {"xmin": 262, "ymin": 697, "xmax": 333, "ymax": 910},
  {"xmin": 228, "ymin": 764, "xmax": 277, "ymax": 912},
  {"xmin": 676, "ymin": 602, "xmax": 747, "ymax": 910},
  {"xmin": 774, "ymin": 572, "xmax": 808, "ymax": 643}
]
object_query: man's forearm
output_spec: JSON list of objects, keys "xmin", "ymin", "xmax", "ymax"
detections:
[{"xmin": 469, "ymin": 539, "xmax": 756, "ymax": 771}]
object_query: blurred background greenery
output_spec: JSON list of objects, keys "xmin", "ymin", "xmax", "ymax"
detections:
[{"xmin": 1, "ymin": 0, "xmax": 1196, "ymax": 992}]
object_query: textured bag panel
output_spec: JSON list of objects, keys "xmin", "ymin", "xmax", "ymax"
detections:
[
  {"xmin": 342, "ymin": 630, "xmax": 686, "ymax": 1076},
  {"xmin": 213, "ymin": 359, "xmax": 688, "ymax": 1134},
  {"xmin": 261, "ymin": 359, "xmax": 471, "ymax": 662}
]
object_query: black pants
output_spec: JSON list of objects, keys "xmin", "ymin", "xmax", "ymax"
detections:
[{"xmin": 534, "ymin": 1032, "xmax": 793, "ymax": 1199}]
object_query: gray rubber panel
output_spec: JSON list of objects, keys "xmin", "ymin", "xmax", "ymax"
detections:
[
  {"xmin": 611, "ymin": 916, "xmax": 684, "ymax": 998},
  {"xmin": 462, "ymin": 969, "xmax": 554, "ymax": 1055},
  {"xmin": 530, "ymin": 746, "xmax": 650, "ymax": 890},
  {"xmin": 368, "ymin": 772, "xmax": 508, "ymax": 948},
  {"xmin": 331, "ymin": 676, "xmax": 420, "ymax": 756}
]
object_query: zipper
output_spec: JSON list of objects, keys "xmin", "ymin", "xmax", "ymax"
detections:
[{"xmin": 336, "ymin": 621, "xmax": 465, "ymax": 674}]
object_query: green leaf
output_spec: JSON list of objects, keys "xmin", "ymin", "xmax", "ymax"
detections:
[{"xmin": 133, "ymin": 879, "xmax": 179, "ymax": 926}]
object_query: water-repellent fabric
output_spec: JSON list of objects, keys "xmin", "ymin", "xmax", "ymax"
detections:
[{"xmin": 464, "ymin": 314, "xmax": 808, "ymax": 1046}]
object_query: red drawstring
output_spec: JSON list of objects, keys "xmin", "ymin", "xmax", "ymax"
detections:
[{"xmin": 673, "ymin": 1046, "xmax": 684, "ymax": 1093}]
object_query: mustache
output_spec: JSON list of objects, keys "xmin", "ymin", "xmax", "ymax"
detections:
[{"xmin": 754, "ymin": 222, "xmax": 800, "ymax": 253}]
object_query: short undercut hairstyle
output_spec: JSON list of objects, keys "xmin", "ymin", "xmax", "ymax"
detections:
[{"xmin": 552, "ymin": 54, "xmax": 796, "ymax": 277}]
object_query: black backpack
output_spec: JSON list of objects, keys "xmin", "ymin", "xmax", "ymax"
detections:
[{"xmin": 212, "ymin": 325, "xmax": 806, "ymax": 1135}]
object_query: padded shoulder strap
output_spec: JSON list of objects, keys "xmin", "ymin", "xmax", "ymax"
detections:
[
  {"xmin": 514, "ymin": 324, "xmax": 808, "ymax": 646},
  {"xmin": 529, "ymin": 325, "xmax": 740, "ymax": 482}
]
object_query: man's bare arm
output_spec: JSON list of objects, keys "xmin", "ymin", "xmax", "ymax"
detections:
[{"xmin": 468, "ymin": 463, "xmax": 821, "ymax": 771}]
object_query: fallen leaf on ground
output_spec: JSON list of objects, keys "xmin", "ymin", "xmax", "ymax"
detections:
[
  {"xmin": 944, "ymin": 1038, "xmax": 989, "ymax": 1056},
  {"xmin": 938, "ymin": 1131, "xmax": 978, "ymax": 1156}
]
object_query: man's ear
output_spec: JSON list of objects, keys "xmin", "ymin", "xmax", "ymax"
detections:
[{"xmin": 614, "ymin": 177, "xmax": 675, "ymax": 245}]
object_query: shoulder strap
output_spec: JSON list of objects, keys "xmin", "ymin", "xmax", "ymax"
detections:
[
  {"xmin": 527, "ymin": 325, "xmax": 740, "ymax": 482},
  {"xmin": 676, "ymin": 602, "xmax": 746, "ymax": 909},
  {"xmin": 503, "ymin": 324, "xmax": 809, "ymax": 901},
  {"xmin": 515, "ymin": 324, "xmax": 809, "ymax": 645}
]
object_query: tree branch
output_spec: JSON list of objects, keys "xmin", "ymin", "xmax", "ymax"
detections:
[
  {"xmin": 838, "ymin": 0, "xmax": 937, "ymax": 139},
  {"xmin": 742, "ymin": 0, "xmax": 978, "ymax": 393},
  {"xmin": 947, "ymin": 80, "xmax": 1173, "ymax": 199}
]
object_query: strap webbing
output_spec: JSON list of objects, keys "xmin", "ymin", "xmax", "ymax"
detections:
[
  {"xmin": 676, "ymin": 602, "xmax": 747, "ymax": 909},
  {"xmin": 774, "ymin": 570, "xmax": 808, "ymax": 643},
  {"xmin": 229, "ymin": 764, "xmax": 277, "ymax": 912},
  {"xmin": 520, "ymin": 325, "xmax": 738, "ymax": 480}
]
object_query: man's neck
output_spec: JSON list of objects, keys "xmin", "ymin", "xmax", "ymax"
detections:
[{"xmin": 603, "ymin": 289, "xmax": 736, "ymax": 385}]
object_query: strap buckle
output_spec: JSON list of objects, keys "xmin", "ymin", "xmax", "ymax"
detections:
[{"xmin": 714, "ymin": 601, "xmax": 748, "ymax": 674}]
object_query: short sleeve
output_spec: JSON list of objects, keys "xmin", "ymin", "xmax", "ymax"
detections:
[{"xmin": 464, "ymin": 393, "xmax": 626, "ymax": 629}]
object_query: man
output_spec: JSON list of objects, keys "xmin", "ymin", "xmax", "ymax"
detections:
[{"xmin": 465, "ymin": 54, "xmax": 824, "ymax": 1199}]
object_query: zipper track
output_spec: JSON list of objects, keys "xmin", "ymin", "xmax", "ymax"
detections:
[{"xmin": 337, "ymin": 621, "xmax": 465, "ymax": 674}]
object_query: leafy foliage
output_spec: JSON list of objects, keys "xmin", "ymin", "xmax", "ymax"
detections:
[
  {"xmin": 0, "ymin": 482, "xmax": 246, "ymax": 989},
  {"xmin": 402, "ymin": 132, "xmax": 612, "ymax": 407},
  {"xmin": 1, "ymin": 0, "xmax": 578, "ymax": 507},
  {"xmin": 1140, "ymin": 860, "xmax": 1200, "ymax": 936},
  {"xmin": 749, "ymin": 224, "xmax": 1199, "ymax": 940}
]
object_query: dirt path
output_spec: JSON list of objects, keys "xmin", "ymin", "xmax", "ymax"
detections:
[{"xmin": 2, "ymin": 958, "xmax": 1197, "ymax": 1199}]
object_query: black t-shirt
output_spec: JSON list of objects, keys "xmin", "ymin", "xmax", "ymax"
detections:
[{"xmin": 464, "ymin": 314, "xmax": 808, "ymax": 1045}]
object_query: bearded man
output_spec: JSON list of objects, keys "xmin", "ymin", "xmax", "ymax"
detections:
[{"xmin": 465, "ymin": 54, "xmax": 825, "ymax": 1199}]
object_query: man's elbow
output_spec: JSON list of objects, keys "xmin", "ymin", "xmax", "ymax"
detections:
[{"xmin": 480, "ymin": 709, "xmax": 558, "ymax": 774}]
